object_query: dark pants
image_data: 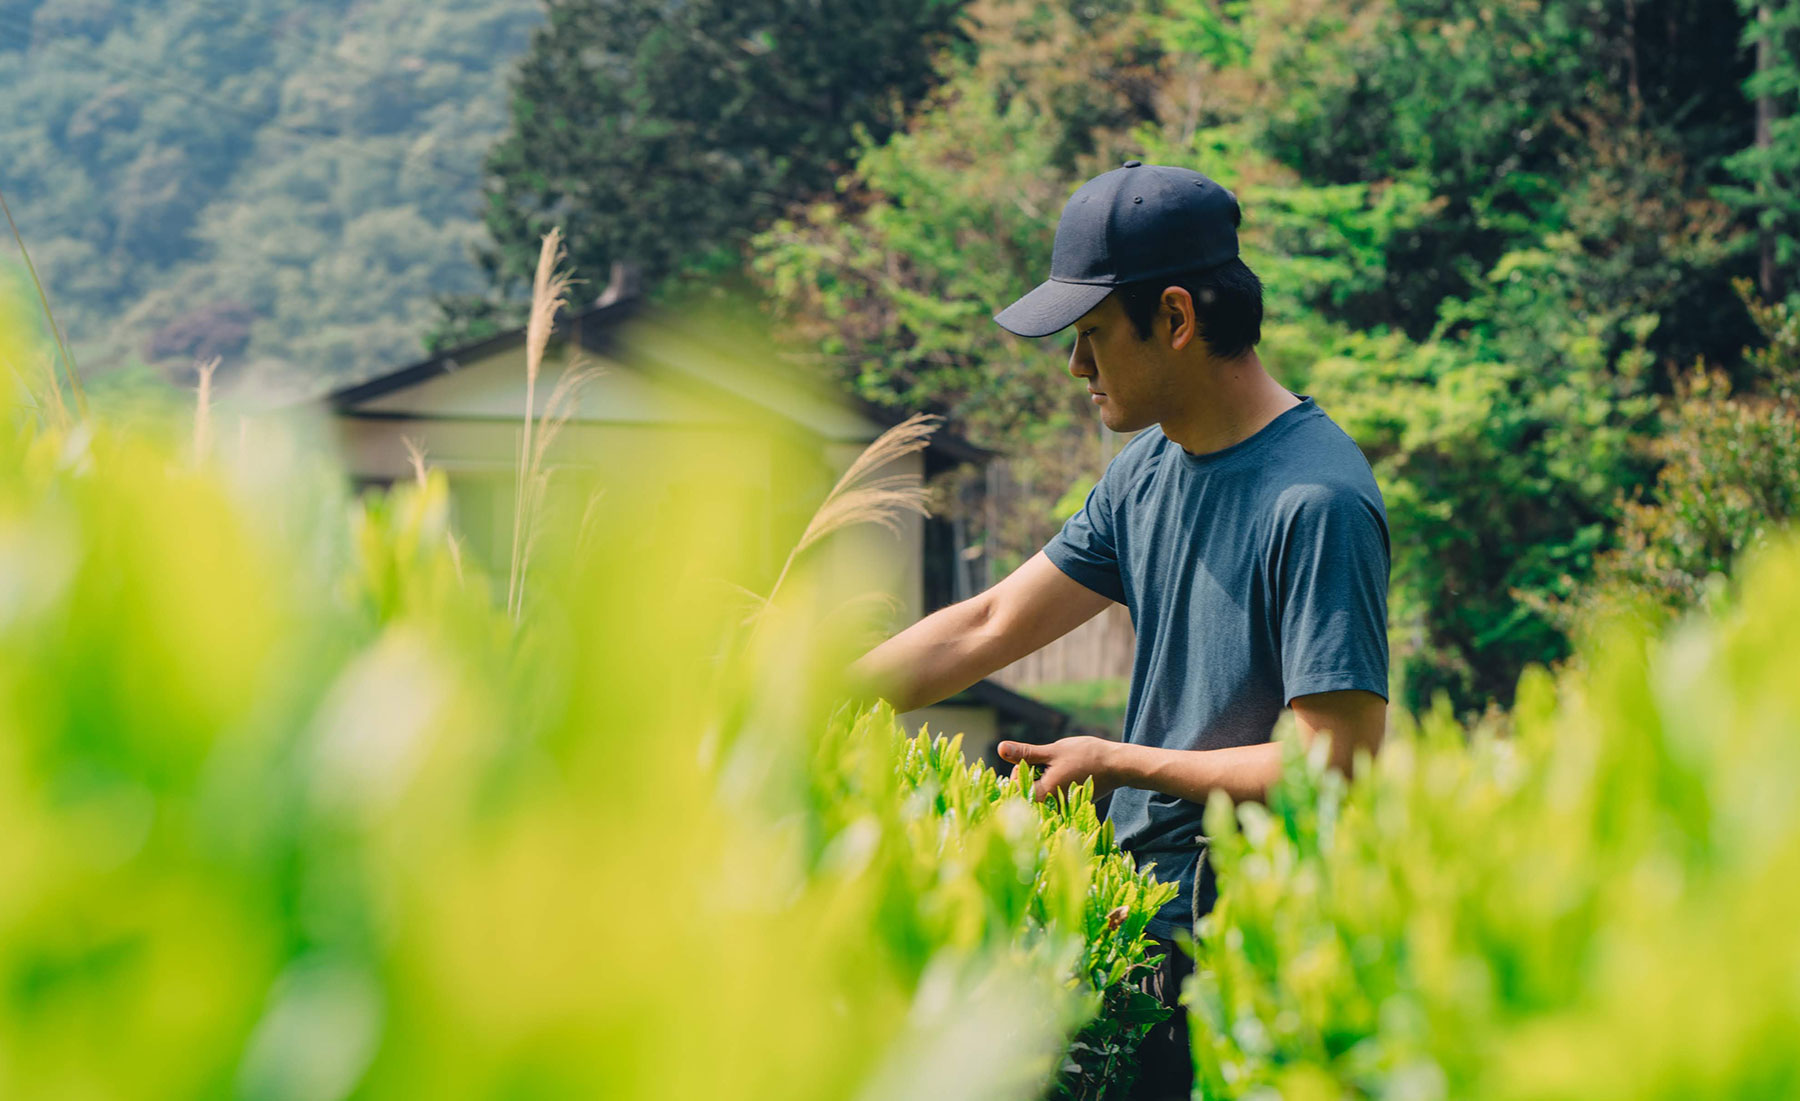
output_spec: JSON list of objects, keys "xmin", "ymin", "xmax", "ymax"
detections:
[{"xmin": 1126, "ymin": 934, "xmax": 1195, "ymax": 1100}]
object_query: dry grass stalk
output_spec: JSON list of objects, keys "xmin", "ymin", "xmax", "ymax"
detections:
[
  {"xmin": 528, "ymin": 364, "xmax": 603, "ymax": 475},
  {"xmin": 505, "ymin": 229, "xmax": 604, "ymax": 621},
  {"xmin": 446, "ymin": 531, "xmax": 466, "ymax": 585},
  {"xmin": 401, "ymin": 434, "xmax": 429, "ymax": 487},
  {"xmin": 576, "ymin": 483, "xmax": 608, "ymax": 555},
  {"xmin": 191, "ymin": 357, "xmax": 220, "ymax": 463},
  {"xmin": 515, "ymin": 468, "xmax": 552, "ymax": 616},
  {"xmin": 1, "ymin": 184, "xmax": 87, "ymax": 418},
  {"xmin": 744, "ymin": 412, "xmax": 942, "ymax": 626},
  {"xmin": 30, "ymin": 353, "xmax": 71, "ymax": 433},
  {"xmin": 399, "ymin": 434, "xmax": 467, "ymax": 585},
  {"xmin": 3, "ymin": 356, "xmax": 63, "ymax": 431},
  {"xmin": 507, "ymin": 229, "xmax": 573, "ymax": 619},
  {"xmin": 512, "ymin": 367, "xmax": 602, "ymax": 615},
  {"xmin": 792, "ymin": 412, "xmax": 941, "ymax": 555},
  {"xmin": 819, "ymin": 589, "xmax": 905, "ymax": 643}
]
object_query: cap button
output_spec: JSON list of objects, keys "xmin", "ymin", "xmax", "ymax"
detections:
[{"xmin": 1122, "ymin": 159, "xmax": 1142, "ymax": 168}]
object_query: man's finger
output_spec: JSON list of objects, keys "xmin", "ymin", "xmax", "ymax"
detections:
[{"xmin": 998, "ymin": 740, "xmax": 1048, "ymax": 764}]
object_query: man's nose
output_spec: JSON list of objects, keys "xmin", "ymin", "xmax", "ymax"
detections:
[{"xmin": 1068, "ymin": 335, "xmax": 1094, "ymax": 378}]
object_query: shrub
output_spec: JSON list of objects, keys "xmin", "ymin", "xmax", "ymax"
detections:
[
  {"xmin": 821, "ymin": 702, "xmax": 1179, "ymax": 1099},
  {"xmin": 1553, "ymin": 281, "xmax": 1800, "ymax": 633},
  {"xmin": 0, "ymin": 271, "xmax": 1171, "ymax": 1099},
  {"xmin": 1188, "ymin": 528, "xmax": 1800, "ymax": 1098}
]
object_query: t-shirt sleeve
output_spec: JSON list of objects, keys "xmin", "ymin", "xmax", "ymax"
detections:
[
  {"xmin": 1272, "ymin": 483, "xmax": 1391, "ymax": 703},
  {"xmin": 1042, "ymin": 465, "xmax": 1128, "ymax": 606}
]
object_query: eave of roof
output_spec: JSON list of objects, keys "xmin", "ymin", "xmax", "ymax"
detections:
[{"xmin": 306, "ymin": 296, "xmax": 999, "ymax": 466}]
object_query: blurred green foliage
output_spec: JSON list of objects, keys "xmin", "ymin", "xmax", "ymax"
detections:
[
  {"xmin": 0, "ymin": 282, "xmax": 1174, "ymax": 1099},
  {"xmin": 1294, "ymin": 271, "xmax": 1660, "ymax": 712},
  {"xmin": 1187, "ymin": 529, "xmax": 1800, "ymax": 1098},
  {"xmin": 1230, "ymin": 0, "xmax": 1762, "ymax": 356}
]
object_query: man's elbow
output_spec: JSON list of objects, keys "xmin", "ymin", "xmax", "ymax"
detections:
[
  {"xmin": 1290, "ymin": 690, "xmax": 1387, "ymax": 778},
  {"xmin": 1341, "ymin": 718, "xmax": 1384, "ymax": 774},
  {"xmin": 1320, "ymin": 724, "xmax": 1381, "ymax": 779}
]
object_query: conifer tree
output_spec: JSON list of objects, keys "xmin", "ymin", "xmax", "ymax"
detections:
[{"xmin": 1725, "ymin": 1, "xmax": 1800, "ymax": 301}]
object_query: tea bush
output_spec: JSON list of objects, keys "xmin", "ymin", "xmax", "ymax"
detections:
[
  {"xmin": 818, "ymin": 702, "xmax": 1178, "ymax": 1099},
  {"xmin": 0, "ymin": 282, "xmax": 1171, "ymax": 1099},
  {"xmin": 1188, "ymin": 530, "xmax": 1800, "ymax": 1098}
]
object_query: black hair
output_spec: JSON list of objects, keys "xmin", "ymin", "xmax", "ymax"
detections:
[{"xmin": 1114, "ymin": 258, "xmax": 1263, "ymax": 360}]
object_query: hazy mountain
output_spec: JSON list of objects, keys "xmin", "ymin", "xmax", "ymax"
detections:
[{"xmin": 0, "ymin": 0, "xmax": 541, "ymax": 400}]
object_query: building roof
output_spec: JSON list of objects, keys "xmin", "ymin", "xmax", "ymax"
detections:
[{"xmin": 308, "ymin": 296, "xmax": 997, "ymax": 466}]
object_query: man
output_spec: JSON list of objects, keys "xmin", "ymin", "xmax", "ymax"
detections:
[{"xmin": 846, "ymin": 161, "xmax": 1389, "ymax": 1099}]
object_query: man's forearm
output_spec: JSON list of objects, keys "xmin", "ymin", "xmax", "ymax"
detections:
[
  {"xmin": 845, "ymin": 596, "xmax": 1001, "ymax": 715},
  {"xmin": 1003, "ymin": 696, "xmax": 1383, "ymax": 807},
  {"xmin": 1099, "ymin": 690, "xmax": 1383, "ymax": 806},
  {"xmin": 1106, "ymin": 741, "xmax": 1284, "ymax": 805}
]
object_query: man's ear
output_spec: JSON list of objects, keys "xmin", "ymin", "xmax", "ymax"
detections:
[{"xmin": 1161, "ymin": 286, "xmax": 1198, "ymax": 351}]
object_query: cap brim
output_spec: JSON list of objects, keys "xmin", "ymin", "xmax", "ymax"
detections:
[{"xmin": 993, "ymin": 279, "xmax": 1113, "ymax": 338}]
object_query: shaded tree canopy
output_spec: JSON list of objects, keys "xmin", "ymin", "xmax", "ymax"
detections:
[
  {"xmin": 437, "ymin": 0, "xmax": 971, "ymax": 346},
  {"xmin": 752, "ymin": 0, "xmax": 1788, "ymax": 715}
]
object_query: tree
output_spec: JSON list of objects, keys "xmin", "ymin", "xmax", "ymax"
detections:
[
  {"xmin": 440, "ymin": 0, "xmax": 969, "ymax": 347},
  {"xmin": 752, "ymin": 0, "xmax": 1776, "ymax": 714},
  {"xmin": 1723, "ymin": 1, "xmax": 1800, "ymax": 303},
  {"xmin": 1550, "ymin": 280, "xmax": 1800, "ymax": 633},
  {"xmin": 1223, "ymin": 0, "xmax": 1760, "ymax": 363},
  {"xmin": 751, "ymin": 0, "xmax": 1168, "ymax": 577}
]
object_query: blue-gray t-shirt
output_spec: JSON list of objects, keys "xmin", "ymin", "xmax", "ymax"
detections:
[{"xmin": 1042, "ymin": 394, "xmax": 1390, "ymax": 938}]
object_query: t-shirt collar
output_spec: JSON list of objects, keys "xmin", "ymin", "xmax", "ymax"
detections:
[{"xmin": 1174, "ymin": 393, "xmax": 1316, "ymax": 469}]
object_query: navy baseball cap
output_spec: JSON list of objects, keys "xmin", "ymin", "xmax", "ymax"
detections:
[{"xmin": 994, "ymin": 160, "xmax": 1241, "ymax": 338}]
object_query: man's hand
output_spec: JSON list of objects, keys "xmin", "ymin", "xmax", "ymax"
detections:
[{"xmin": 996, "ymin": 736, "xmax": 1121, "ymax": 802}]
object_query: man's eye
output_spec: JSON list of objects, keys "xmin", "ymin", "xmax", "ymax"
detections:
[{"xmin": 1079, "ymin": 327, "xmax": 1097, "ymax": 338}]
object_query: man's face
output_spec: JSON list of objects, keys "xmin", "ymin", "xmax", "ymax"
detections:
[{"xmin": 1065, "ymin": 293, "xmax": 1179, "ymax": 433}]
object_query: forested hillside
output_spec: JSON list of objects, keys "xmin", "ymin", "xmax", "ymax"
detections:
[{"xmin": 0, "ymin": 0, "xmax": 539, "ymax": 398}]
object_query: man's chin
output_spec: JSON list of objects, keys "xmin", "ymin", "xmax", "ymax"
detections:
[{"xmin": 1100, "ymin": 405, "xmax": 1148, "ymax": 433}]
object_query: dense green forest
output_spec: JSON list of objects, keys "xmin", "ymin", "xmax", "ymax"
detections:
[{"xmin": 0, "ymin": 0, "xmax": 539, "ymax": 397}]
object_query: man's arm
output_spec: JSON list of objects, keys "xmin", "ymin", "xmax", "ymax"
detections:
[
  {"xmin": 997, "ymin": 688, "xmax": 1387, "ymax": 804},
  {"xmin": 846, "ymin": 551, "xmax": 1115, "ymax": 715}
]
